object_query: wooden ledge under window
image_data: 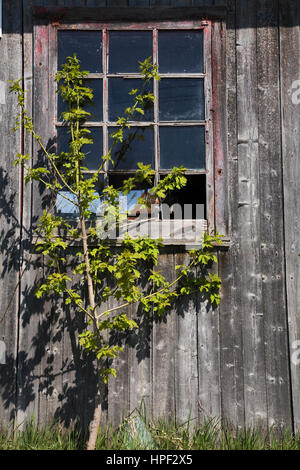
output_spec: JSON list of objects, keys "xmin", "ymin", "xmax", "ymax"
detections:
[{"xmin": 30, "ymin": 219, "xmax": 230, "ymax": 250}]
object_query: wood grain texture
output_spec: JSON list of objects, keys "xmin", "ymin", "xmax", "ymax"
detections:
[
  {"xmin": 256, "ymin": 0, "xmax": 292, "ymax": 431},
  {"xmin": 33, "ymin": 6, "xmax": 227, "ymax": 21},
  {"xmin": 152, "ymin": 253, "xmax": 176, "ymax": 421},
  {"xmin": 235, "ymin": 0, "xmax": 268, "ymax": 429},
  {"xmin": 85, "ymin": 1, "xmax": 107, "ymax": 7},
  {"xmin": 106, "ymin": 0, "xmax": 129, "ymax": 7},
  {"xmin": 197, "ymin": 259, "xmax": 221, "ymax": 422},
  {"xmin": 107, "ymin": 296, "xmax": 130, "ymax": 426},
  {"xmin": 218, "ymin": 0, "xmax": 246, "ymax": 430},
  {"xmin": 128, "ymin": 0, "xmax": 150, "ymax": 7},
  {"xmin": 174, "ymin": 253, "xmax": 198, "ymax": 425},
  {"xmin": 16, "ymin": 254, "xmax": 45, "ymax": 427},
  {"xmin": 1, "ymin": 0, "xmax": 300, "ymax": 433},
  {"xmin": 212, "ymin": 20, "xmax": 228, "ymax": 237},
  {"xmin": 16, "ymin": 21, "xmax": 51, "ymax": 428},
  {"xmin": 0, "ymin": 0, "xmax": 22, "ymax": 426},
  {"xmin": 279, "ymin": 0, "xmax": 300, "ymax": 431},
  {"xmin": 128, "ymin": 290, "xmax": 152, "ymax": 416}
]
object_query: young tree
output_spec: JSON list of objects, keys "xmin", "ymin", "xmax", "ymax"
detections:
[{"xmin": 9, "ymin": 56, "xmax": 222, "ymax": 450}]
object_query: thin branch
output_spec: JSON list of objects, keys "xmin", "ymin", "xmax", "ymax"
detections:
[{"xmin": 95, "ymin": 257, "xmax": 197, "ymax": 320}]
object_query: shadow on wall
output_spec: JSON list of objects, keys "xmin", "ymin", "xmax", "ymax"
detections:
[
  {"xmin": 0, "ymin": 247, "xmax": 217, "ymax": 431},
  {"xmin": 0, "ymin": 164, "xmax": 20, "ymax": 423},
  {"xmin": 0, "ymin": 128, "xmax": 218, "ymax": 431},
  {"xmin": 0, "ymin": 167, "xmax": 20, "ymax": 279}
]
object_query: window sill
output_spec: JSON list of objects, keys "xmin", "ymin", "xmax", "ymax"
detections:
[{"xmin": 31, "ymin": 219, "xmax": 230, "ymax": 250}]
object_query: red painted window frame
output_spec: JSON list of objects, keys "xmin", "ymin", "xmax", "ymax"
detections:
[{"xmin": 33, "ymin": 9, "xmax": 228, "ymax": 241}]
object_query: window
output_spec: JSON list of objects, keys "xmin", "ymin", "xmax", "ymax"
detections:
[{"xmin": 33, "ymin": 13, "xmax": 226, "ymax": 244}]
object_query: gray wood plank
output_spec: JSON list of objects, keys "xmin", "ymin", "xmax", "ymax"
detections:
[
  {"xmin": 16, "ymin": 20, "xmax": 51, "ymax": 428},
  {"xmin": 218, "ymin": 0, "xmax": 246, "ymax": 431},
  {"xmin": 174, "ymin": 253, "xmax": 198, "ymax": 426},
  {"xmin": 55, "ymin": 0, "xmax": 87, "ymax": 5},
  {"xmin": 212, "ymin": 20, "xmax": 228, "ymax": 237},
  {"xmin": 37, "ymin": 23, "xmax": 65, "ymax": 424},
  {"xmin": 235, "ymin": 0, "xmax": 268, "ymax": 429},
  {"xmin": 128, "ymin": 0, "xmax": 150, "ymax": 6},
  {"xmin": 85, "ymin": 0, "xmax": 107, "ymax": 5},
  {"xmin": 279, "ymin": 0, "xmax": 300, "ymax": 432},
  {"xmin": 170, "ymin": 0, "xmax": 194, "ymax": 6},
  {"xmin": 256, "ymin": 0, "xmax": 293, "ymax": 432},
  {"xmin": 193, "ymin": 0, "xmax": 214, "ymax": 6},
  {"xmin": 106, "ymin": 0, "xmax": 129, "ymax": 6},
  {"xmin": 57, "ymin": 252, "xmax": 108, "ymax": 432},
  {"xmin": 152, "ymin": 253, "xmax": 176, "ymax": 422},
  {"xmin": 16, "ymin": 254, "xmax": 44, "ymax": 427},
  {"xmin": 22, "ymin": 1, "xmax": 34, "ymax": 240},
  {"xmin": 37, "ymin": 268, "xmax": 64, "ymax": 426},
  {"xmin": 107, "ymin": 297, "xmax": 130, "ymax": 427},
  {"xmin": 128, "ymin": 287, "xmax": 152, "ymax": 417},
  {"xmin": 0, "ymin": 0, "xmax": 23, "ymax": 427},
  {"xmin": 150, "ymin": 0, "xmax": 171, "ymax": 6},
  {"xmin": 197, "ymin": 259, "xmax": 221, "ymax": 423}
]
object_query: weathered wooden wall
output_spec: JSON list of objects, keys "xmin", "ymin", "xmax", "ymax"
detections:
[{"xmin": 0, "ymin": 0, "xmax": 299, "ymax": 433}]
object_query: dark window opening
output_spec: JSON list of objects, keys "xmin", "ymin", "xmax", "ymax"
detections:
[{"xmin": 160, "ymin": 175, "xmax": 206, "ymax": 220}]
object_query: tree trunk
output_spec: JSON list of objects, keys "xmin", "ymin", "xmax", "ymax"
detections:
[
  {"xmin": 87, "ymin": 394, "xmax": 102, "ymax": 450},
  {"xmin": 80, "ymin": 214, "xmax": 103, "ymax": 450}
]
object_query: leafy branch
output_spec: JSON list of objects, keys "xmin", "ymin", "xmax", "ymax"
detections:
[{"xmin": 8, "ymin": 54, "xmax": 222, "ymax": 450}]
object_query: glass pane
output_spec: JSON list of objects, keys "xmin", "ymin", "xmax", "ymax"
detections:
[
  {"xmin": 56, "ymin": 174, "xmax": 105, "ymax": 218},
  {"xmin": 109, "ymin": 174, "xmax": 154, "ymax": 218},
  {"xmin": 108, "ymin": 126, "xmax": 154, "ymax": 170},
  {"xmin": 159, "ymin": 126, "xmax": 205, "ymax": 170},
  {"xmin": 57, "ymin": 127, "xmax": 103, "ymax": 171},
  {"xmin": 56, "ymin": 191, "xmax": 79, "ymax": 219},
  {"xmin": 57, "ymin": 79, "xmax": 103, "ymax": 122},
  {"xmin": 58, "ymin": 31, "xmax": 102, "ymax": 73},
  {"xmin": 158, "ymin": 30, "xmax": 203, "ymax": 74},
  {"xmin": 159, "ymin": 79, "xmax": 205, "ymax": 121},
  {"xmin": 108, "ymin": 78, "xmax": 153, "ymax": 122},
  {"xmin": 109, "ymin": 31, "xmax": 153, "ymax": 74}
]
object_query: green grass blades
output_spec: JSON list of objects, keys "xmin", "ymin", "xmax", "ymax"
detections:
[{"xmin": 1, "ymin": 416, "xmax": 300, "ymax": 450}]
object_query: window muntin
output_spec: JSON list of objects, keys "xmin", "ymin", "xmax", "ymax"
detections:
[{"xmin": 55, "ymin": 21, "xmax": 212, "ymax": 233}]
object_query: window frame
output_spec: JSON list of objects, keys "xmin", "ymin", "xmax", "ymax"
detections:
[{"xmin": 33, "ymin": 8, "xmax": 228, "ymax": 244}]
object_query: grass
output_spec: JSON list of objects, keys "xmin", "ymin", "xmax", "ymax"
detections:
[{"xmin": 1, "ymin": 416, "xmax": 300, "ymax": 450}]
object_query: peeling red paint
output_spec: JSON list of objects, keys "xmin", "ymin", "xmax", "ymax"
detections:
[
  {"xmin": 211, "ymin": 21, "xmax": 227, "ymax": 234},
  {"xmin": 36, "ymin": 26, "xmax": 48, "ymax": 58}
]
